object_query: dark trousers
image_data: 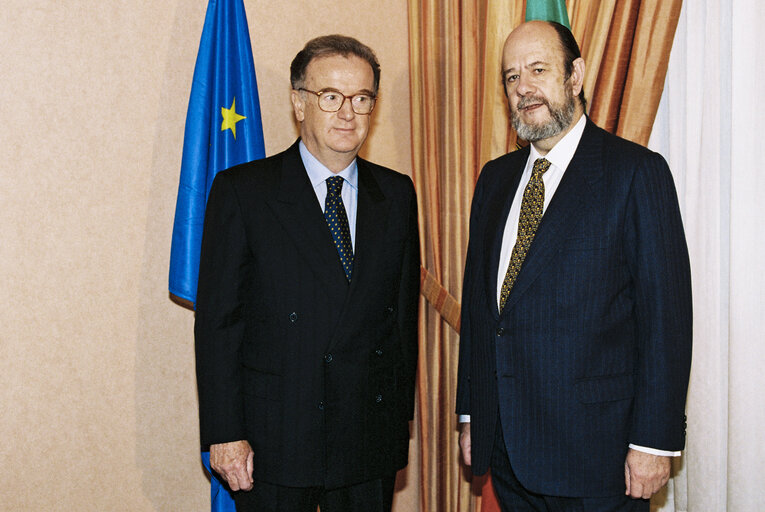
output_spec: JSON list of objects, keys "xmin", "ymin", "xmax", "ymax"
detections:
[
  {"xmin": 234, "ymin": 474, "xmax": 396, "ymax": 512},
  {"xmin": 490, "ymin": 419, "xmax": 649, "ymax": 512}
]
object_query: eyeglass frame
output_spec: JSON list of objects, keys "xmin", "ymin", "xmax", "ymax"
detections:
[{"xmin": 297, "ymin": 88, "xmax": 378, "ymax": 115}]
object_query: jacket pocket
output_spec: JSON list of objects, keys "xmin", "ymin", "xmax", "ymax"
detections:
[
  {"xmin": 575, "ymin": 373, "xmax": 634, "ymax": 404},
  {"xmin": 242, "ymin": 367, "xmax": 282, "ymax": 401}
]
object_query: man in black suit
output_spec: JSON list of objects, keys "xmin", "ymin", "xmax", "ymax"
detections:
[
  {"xmin": 195, "ymin": 35, "xmax": 420, "ymax": 512},
  {"xmin": 456, "ymin": 21, "xmax": 692, "ymax": 511}
]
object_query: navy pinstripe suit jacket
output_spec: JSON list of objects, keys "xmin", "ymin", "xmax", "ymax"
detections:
[
  {"xmin": 195, "ymin": 142, "xmax": 420, "ymax": 489},
  {"xmin": 456, "ymin": 118, "xmax": 692, "ymax": 497}
]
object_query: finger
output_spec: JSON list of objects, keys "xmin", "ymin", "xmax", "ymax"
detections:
[
  {"xmin": 628, "ymin": 478, "xmax": 644, "ymax": 499},
  {"xmin": 226, "ymin": 470, "xmax": 242, "ymax": 492},
  {"xmin": 460, "ymin": 435, "xmax": 472, "ymax": 466},
  {"xmin": 238, "ymin": 471, "xmax": 254, "ymax": 491},
  {"xmin": 232, "ymin": 466, "xmax": 252, "ymax": 492},
  {"xmin": 624, "ymin": 462, "xmax": 631, "ymax": 495},
  {"xmin": 649, "ymin": 477, "xmax": 664, "ymax": 498},
  {"xmin": 217, "ymin": 459, "xmax": 245, "ymax": 491},
  {"xmin": 637, "ymin": 472, "xmax": 666, "ymax": 499},
  {"xmin": 247, "ymin": 450, "xmax": 255, "ymax": 484}
]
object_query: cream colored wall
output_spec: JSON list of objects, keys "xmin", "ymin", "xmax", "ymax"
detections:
[{"xmin": 0, "ymin": 1, "xmax": 413, "ymax": 510}]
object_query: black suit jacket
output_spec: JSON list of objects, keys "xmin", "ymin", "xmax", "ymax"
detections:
[
  {"xmin": 195, "ymin": 141, "xmax": 420, "ymax": 489},
  {"xmin": 456, "ymin": 119, "xmax": 692, "ymax": 497}
]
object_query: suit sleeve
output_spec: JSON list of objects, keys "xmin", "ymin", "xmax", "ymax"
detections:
[
  {"xmin": 397, "ymin": 178, "xmax": 421, "ymax": 420},
  {"xmin": 456, "ymin": 170, "xmax": 486, "ymax": 416},
  {"xmin": 194, "ymin": 172, "xmax": 250, "ymax": 447},
  {"xmin": 624, "ymin": 152, "xmax": 692, "ymax": 451}
]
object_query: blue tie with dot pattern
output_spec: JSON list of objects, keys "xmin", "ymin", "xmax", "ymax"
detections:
[{"xmin": 324, "ymin": 175, "xmax": 353, "ymax": 281}]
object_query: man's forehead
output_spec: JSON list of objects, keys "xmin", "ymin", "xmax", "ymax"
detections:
[
  {"xmin": 305, "ymin": 54, "xmax": 370, "ymax": 74},
  {"xmin": 503, "ymin": 29, "xmax": 561, "ymax": 70},
  {"xmin": 503, "ymin": 48, "xmax": 560, "ymax": 71},
  {"xmin": 304, "ymin": 54, "xmax": 374, "ymax": 86}
]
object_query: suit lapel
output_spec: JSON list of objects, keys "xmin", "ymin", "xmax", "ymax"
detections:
[
  {"xmin": 268, "ymin": 142, "xmax": 349, "ymax": 292},
  {"xmin": 325, "ymin": 159, "xmax": 388, "ymax": 351},
  {"xmin": 500, "ymin": 119, "xmax": 604, "ymax": 314},
  {"xmin": 266, "ymin": 145, "xmax": 393, "ymax": 352},
  {"xmin": 483, "ymin": 148, "xmax": 529, "ymax": 320},
  {"xmin": 347, "ymin": 159, "xmax": 388, "ymax": 297}
]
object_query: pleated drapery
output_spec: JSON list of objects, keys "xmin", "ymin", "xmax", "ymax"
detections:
[{"xmin": 406, "ymin": 1, "xmax": 682, "ymax": 511}]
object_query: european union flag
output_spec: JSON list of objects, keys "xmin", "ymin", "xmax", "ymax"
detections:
[
  {"xmin": 169, "ymin": 0, "xmax": 265, "ymax": 307},
  {"xmin": 169, "ymin": 0, "xmax": 264, "ymax": 510}
]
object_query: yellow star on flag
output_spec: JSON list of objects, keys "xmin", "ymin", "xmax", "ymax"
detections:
[{"xmin": 221, "ymin": 98, "xmax": 246, "ymax": 139}]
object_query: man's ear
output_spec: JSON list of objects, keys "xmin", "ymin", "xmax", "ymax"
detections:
[
  {"xmin": 291, "ymin": 89, "xmax": 305, "ymax": 123},
  {"xmin": 570, "ymin": 57, "xmax": 585, "ymax": 97}
]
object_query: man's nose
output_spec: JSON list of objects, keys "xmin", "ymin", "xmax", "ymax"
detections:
[
  {"xmin": 516, "ymin": 73, "xmax": 535, "ymax": 96},
  {"xmin": 337, "ymin": 97, "xmax": 355, "ymax": 120}
]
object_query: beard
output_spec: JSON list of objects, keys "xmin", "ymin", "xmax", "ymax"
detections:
[{"xmin": 511, "ymin": 85, "xmax": 576, "ymax": 142}]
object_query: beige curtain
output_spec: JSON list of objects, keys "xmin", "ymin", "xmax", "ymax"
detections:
[
  {"xmin": 407, "ymin": 1, "xmax": 682, "ymax": 511},
  {"xmin": 647, "ymin": 1, "xmax": 765, "ymax": 509}
]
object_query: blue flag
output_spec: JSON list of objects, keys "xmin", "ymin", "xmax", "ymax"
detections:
[
  {"xmin": 201, "ymin": 451, "xmax": 236, "ymax": 512},
  {"xmin": 169, "ymin": 0, "xmax": 265, "ymax": 306},
  {"xmin": 169, "ymin": 0, "xmax": 265, "ymax": 510}
]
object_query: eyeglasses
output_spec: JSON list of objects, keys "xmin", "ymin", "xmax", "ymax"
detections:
[{"xmin": 298, "ymin": 88, "xmax": 377, "ymax": 115}]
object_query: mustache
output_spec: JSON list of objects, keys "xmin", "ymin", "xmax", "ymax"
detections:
[{"xmin": 517, "ymin": 96, "xmax": 549, "ymax": 110}]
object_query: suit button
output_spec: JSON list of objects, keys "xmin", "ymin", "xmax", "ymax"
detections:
[
  {"xmin": 289, "ymin": 312, "xmax": 298, "ymax": 323},
  {"xmin": 324, "ymin": 354, "xmax": 333, "ymax": 363},
  {"xmin": 318, "ymin": 401, "xmax": 324, "ymax": 410},
  {"xmin": 496, "ymin": 328, "xmax": 505, "ymax": 336},
  {"xmin": 375, "ymin": 349, "xmax": 383, "ymax": 356},
  {"xmin": 387, "ymin": 306, "xmax": 395, "ymax": 313},
  {"xmin": 375, "ymin": 394, "xmax": 383, "ymax": 403}
]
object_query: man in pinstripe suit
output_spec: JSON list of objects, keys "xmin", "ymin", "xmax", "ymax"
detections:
[
  {"xmin": 196, "ymin": 36, "xmax": 420, "ymax": 512},
  {"xmin": 456, "ymin": 21, "xmax": 692, "ymax": 511}
]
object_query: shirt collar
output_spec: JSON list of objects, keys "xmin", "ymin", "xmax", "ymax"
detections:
[
  {"xmin": 299, "ymin": 140, "xmax": 359, "ymax": 191},
  {"xmin": 528, "ymin": 114, "xmax": 587, "ymax": 171}
]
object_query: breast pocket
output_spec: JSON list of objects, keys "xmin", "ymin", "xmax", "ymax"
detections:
[{"xmin": 564, "ymin": 235, "xmax": 612, "ymax": 252}]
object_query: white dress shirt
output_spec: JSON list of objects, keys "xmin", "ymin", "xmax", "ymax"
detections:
[{"xmin": 494, "ymin": 115, "xmax": 587, "ymax": 306}]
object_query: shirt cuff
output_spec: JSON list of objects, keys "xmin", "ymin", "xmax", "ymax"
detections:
[
  {"xmin": 458, "ymin": 415, "xmax": 471, "ymax": 423},
  {"xmin": 629, "ymin": 444, "xmax": 681, "ymax": 457}
]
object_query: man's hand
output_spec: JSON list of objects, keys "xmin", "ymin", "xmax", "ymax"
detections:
[
  {"xmin": 210, "ymin": 440, "xmax": 254, "ymax": 491},
  {"xmin": 459, "ymin": 422, "xmax": 471, "ymax": 466},
  {"xmin": 624, "ymin": 449, "xmax": 670, "ymax": 499}
]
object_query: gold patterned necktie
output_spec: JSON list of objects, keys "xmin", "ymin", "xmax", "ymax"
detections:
[
  {"xmin": 324, "ymin": 175, "xmax": 354, "ymax": 281},
  {"xmin": 499, "ymin": 158, "xmax": 551, "ymax": 312}
]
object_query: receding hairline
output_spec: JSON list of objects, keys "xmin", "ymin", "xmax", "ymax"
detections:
[
  {"xmin": 504, "ymin": 21, "xmax": 563, "ymax": 55},
  {"xmin": 502, "ymin": 21, "xmax": 571, "ymax": 73}
]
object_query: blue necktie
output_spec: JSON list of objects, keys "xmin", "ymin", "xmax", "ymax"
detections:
[{"xmin": 324, "ymin": 175, "xmax": 353, "ymax": 281}]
